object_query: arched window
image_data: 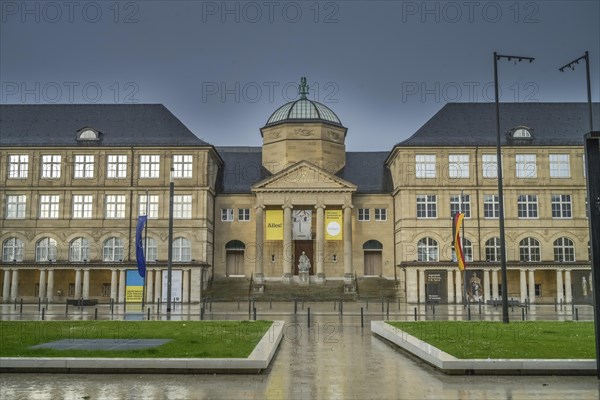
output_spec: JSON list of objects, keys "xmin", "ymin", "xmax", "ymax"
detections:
[
  {"xmin": 485, "ymin": 237, "xmax": 501, "ymax": 262},
  {"xmin": 103, "ymin": 237, "xmax": 124, "ymax": 262},
  {"xmin": 3, "ymin": 238, "xmax": 24, "ymax": 262},
  {"xmin": 363, "ymin": 240, "xmax": 383, "ymax": 250},
  {"xmin": 452, "ymin": 238, "xmax": 473, "ymax": 262},
  {"xmin": 173, "ymin": 237, "xmax": 191, "ymax": 262},
  {"xmin": 554, "ymin": 237, "xmax": 575, "ymax": 262},
  {"xmin": 69, "ymin": 237, "xmax": 90, "ymax": 262},
  {"xmin": 145, "ymin": 237, "xmax": 157, "ymax": 262},
  {"xmin": 519, "ymin": 237, "xmax": 541, "ymax": 262},
  {"xmin": 513, "ymin": 127, "xmax": 532, "ymax": 138},
  {"xmin": 417, "ymin": 237, "xmax": 438, "ymax": 262},
  {"xmin": 225, "ymin": 240, "xmax": 246, "ymax": 251},
  {"xmin": 36, "ymin": 237, "xmax": 57, "ymax": 262}
]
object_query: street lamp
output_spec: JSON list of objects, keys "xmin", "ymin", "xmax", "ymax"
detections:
[
  {"xmin": 166, "ymin": 167, "xmax": 174, "ymax": 315},
  {"xmin": 559, "ymin": 51, "xmax": 593, "ymax": 132},
  {"xmin": 493, "ymin": 52, "xmax": 535, "ymax": 324}
]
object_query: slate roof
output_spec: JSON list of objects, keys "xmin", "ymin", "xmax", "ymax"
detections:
[
  {"xmin": 216, "ymin": 147, "xmax": 392, "ymax": 194},
  {"xmin": 0, "ymin": 104, "xmax": 210, "ymax": 147},
  {"xmin": 397, "ymin": 102, "xmax": 600, "ymax": 147}
]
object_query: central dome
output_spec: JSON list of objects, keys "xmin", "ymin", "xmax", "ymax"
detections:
[{"xmin": 265, "ymin": 77, "xmax": 342, "ymax": 126}]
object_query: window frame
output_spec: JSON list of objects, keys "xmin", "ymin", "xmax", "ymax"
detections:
[
  {"xmin": 483, "ymin": 194, "xmax": 500, "ymax": 219},
  {"xmin": 416, "ymin": 195, "xmax": 437, "ymax": 219},
  {"xmin": 448, "ymin": 154, "xmax": 469, "ymax": 179},
  {"xmin": 6, "ymin": 194, "xmax": 26, "ymax": 219},
  {"xmin": 140, "ymin": 155, "xmax": 160, "ymax": 179},
  {"xmin": 139, "ymin": 194, "xmax": 159, "ymax": 219},
  {"xmin": 2, "ymin": 238, "xmax": 24, "ymax": 262},
  {"xmin": 8, "ymin": 155, "xmax": 29, "ymax": 179},
  {"xmin": 172, "ymin": 155, "xmax": 193, "ymax": 179},
  {"xmin": 450, "ymin": 194, "xmax": 471, "ymax": 218},
  {"xmin": 415, "ymin": 155, "xmax": 436, "ymax": 179},
  {"xmin": 39, "ymin": 195, "xmax": 60, "ymax": 219},
  {"xmin": 551, "ymin": 194, "xmax": 572, "ymax": 219},
  {"xmin": 515, "ymin": 154, "xmax": 537, "ymax": 179},
  {"xmin": 553, "ymin": 237, "xmax": 575, "ymax": 262},
  {"xmin": 41, "ymin": 155, "xmax": 62, "ymax": 179},
  {"xmin": 417, "ymin": 237, "xmax": 438, "ymax": 262},
  {"xmin": 105, "ymin": 194, "xmax": 127, "ymax": 219},
  {"xmin": 221, "ymin": 208, "xmax": 234, "ymax": 222},
  {"xmin": 107, "ymin": 155, "xmax": 128, "ymax": 179},
  {"xmin": 238, "ymin": 208, "xmax": 251, "ymax": 221},
  {"xmin": 549, "ymin": 154, "xmax": 570, "ymax": 178},
  {"xmin": 173, "ymin": 195, "xmax": 192, "ymax": 219},
  {"xmin": 519, "ymin": 237, "xmax": 541, "ymax": 262},
  {"xmin": 73, "ymin": 155, "xmax": 95, "ymax": 179},
  {"xmin": 358, "ymin": 208, "xmax": 370, "ymax": 221},
  {"xmin": 374, "ymin": 208, "xmax": 387, "ymax": 221}
]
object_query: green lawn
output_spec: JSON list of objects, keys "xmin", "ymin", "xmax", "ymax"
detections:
[
  {"xmin": 389, "ymin": 321, "xmax": 595, "ymax": 359},
  {"xmin": 0, "ymin": 320, "xmax": 272, "ymax": 358}
]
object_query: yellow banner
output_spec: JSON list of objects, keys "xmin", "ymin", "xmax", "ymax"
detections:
[
  {"xmin": 265, "ymin": 209, "xmax": 284, "ymax": 240},
  {"xmin": 125, "ymin": 286, "xmax": 144, "ymax": 303},
  {"xmin": 325, "ymin": 209, "xmax": 343, "ymax": 241}
]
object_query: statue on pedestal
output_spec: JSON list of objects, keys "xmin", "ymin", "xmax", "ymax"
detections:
[{"xmin": 298, "ymin": 251, "xmax": 311, "ymax": 273}]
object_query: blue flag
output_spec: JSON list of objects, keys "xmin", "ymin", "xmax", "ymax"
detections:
[{"xmin": 135, "ymin": 216, "xmax": 147, "ymax": 278}]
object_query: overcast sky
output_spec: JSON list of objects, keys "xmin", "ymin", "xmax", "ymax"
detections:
[{"xmin": 1, "ymin": 1, "xmax": 599, "ymax": 150}]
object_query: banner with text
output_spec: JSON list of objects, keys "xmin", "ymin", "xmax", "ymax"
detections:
[
  {"xmin": 325, "ymin": 210, "xmax": 343, "ymax": 241},
  {"xmin": 161, "ymin": 270, "xmax": 183, "ymax": 303},
  {"xmin": 265, "ymin": 209, "xmax": 284, "ymax": 241},
  {"xmin": 125, "ymin": 269, "xmax": 144, "ymax": 303}
]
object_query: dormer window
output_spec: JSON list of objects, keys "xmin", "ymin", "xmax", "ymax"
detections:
[
  {"xmin": 507, "ymin": 126, "xmax": 534, "ymax": 144},
  {"xmin": 76, "ymin": 127, "xmax": 102, "ymax": 144}
]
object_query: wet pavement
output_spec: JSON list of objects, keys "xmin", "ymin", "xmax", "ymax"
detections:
[{"xmin": 1, "ymin": 302, "xmax": 599, "ymax": 400}]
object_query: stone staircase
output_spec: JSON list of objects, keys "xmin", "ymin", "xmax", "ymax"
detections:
[
  {"xmin": 356, "ymin": 277, "xmax": 404, "ymax": 301},
  {"xmin": 256, "ymin": 280, "xmax": 349, "ymax": 302},
  {"xmin": 203, "ymin": 277, "xmax": 251, "ymax": 301}
]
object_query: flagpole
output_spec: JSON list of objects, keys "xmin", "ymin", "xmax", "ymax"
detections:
[
  {"xmin": 460, "ymin": 192, "xmax": 467, "ymax": 308},
  {"xmin": 141, "ymin": 190, "xmax": 149, "ymax": 310}
]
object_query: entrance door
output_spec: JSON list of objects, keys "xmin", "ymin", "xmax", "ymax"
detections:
[
  {"xmin": 364, "ymin": 251, "xmax": 382, "ymax": 276},
  {"xmin": 294, "ymin": 240, "xmax": 314, "ymax": 275},
  {"xmin": 226, "ymin": 251, "xmax": 244, "ymax": 276}
]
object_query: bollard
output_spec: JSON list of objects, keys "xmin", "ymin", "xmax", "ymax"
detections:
[
  {"xmin": 554, "ymin": 298, "xmax": 558, "ymax": 312},
  {"xmin": 494, "ymin": 298, "xmax": 498, "ymax": 309},
  {"xmin": 302, "ymin": 298, "xmax": 304, "ymax": 310},
  {"xmin": 201, "ymin": 307, "xmax": 204, "ymax": 320},
  {"xmin": 522, "ymin": 308, "xmax": 525, "ymax": 321},
  {"xmin": 397, "ymin": 297, "xmax": 401, "ymax": 310},
  {"xmin": 123, "ymin": 301, "xmax": 126, "ymax": 313},
  {"xmin": 478, "ymin": 301, "xmax": 482, "ymax": 315},
  {"xmin": 147, "ymin": 307, "xmax": 150, "ymax": 320},
  {"xmin": 307, "ymin": 307, "xmax": 311, "ymax": 327},
  {"xmin": 572, "ymin": 304, "xmax": 575, "ymax": 315},
  {"xmin": 248, "ymin": 298, "xmax": 251, "ymax": 316},
  {"xmin": 511, "ymin": 298, "xmax": 514, "ymax": 312},
  {"xmin": 210, "ymin": 298, "xmax": 213, "ymax": 312},
  {"xmin": 158, "ymin": 297, "xmax": 161, "ymax": 310},
  {"xmin": 14, "ymin": 297, "xmax": 17, "ymax": 310},
  {"xmin": 253, "ymin": 307, "xmax": 256, "ymax": 321},
  {"xmin": 270, "ymin": 300, "xmax": 272, "ymax": 309},
  {"xmin": 560, "ymin": 298, "xmax": 563, "ymax": 311},
  {"xmin": 432, "ymin": 302, "xmax": 435, "ymax": 315},
  {"xmin": 94, "ymin": 308, "xmax": 98, "ymax": 320},
  {"xmin": 361, "ymin": 307, "xmax": 364, "ymax": 327},
  {"xmin": 38, "ymin": 297, "xmax": 41, "ymax": 311},
  {"xmin": 237, "ymin": 299, "xmax": 240, "ymax": 310},
  {"xmin": 45, "ymin": 297, "xmax": 48, "ymax": 309},
  {"xmin": 381, "ymin": 297, "xmax": 384, "ymax": 313},
  {"xmin": 20, "ymin": 298, "xmax": 23, "ymax": 314},
  {"xmin": 294, "ymin": 299, "xmax": 298, "ymax": 314},
  {"xmin": 386, "ymin": 299, "xmax": 390, "ymax": 317},
  {"xmin": 111, "ymin": 298, "xmax": 114, "ymax": 315},
  {"xmin": 42, "ymin": 307, "xmax": 45, "ymax": 321},
  {"xmin": 340, "ymin": 299, "xmax": 343, "ymax": 315},
  {"xmin": 65, "ymin": 300, "xmax": 69, "ymax": 315},
  {"xmin": 467, "ymin": 307, "xmax": 471, "ymax": 321},
  {"xmin": 575, "ymin": 308, "xmax": 579, "ymax": 321},
  {"xmin": 414, "ymin": 307, "xmax": 417, "ymax": 321}
]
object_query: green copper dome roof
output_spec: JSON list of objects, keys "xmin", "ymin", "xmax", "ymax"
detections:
[{"xmin": 265, "ymin": 77, "xmax": 342, "ymax": 126}]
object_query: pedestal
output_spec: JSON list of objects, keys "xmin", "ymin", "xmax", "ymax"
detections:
[
  {"xmin": 282, "ymin": 273, "xmax": 293, "ymax": 284},
  {"xmin": 299, "ymin": 271, "xmax": 310, "ymax": 285}
]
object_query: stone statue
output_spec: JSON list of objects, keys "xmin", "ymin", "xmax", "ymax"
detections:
[{"xmin": 298, "ymin": 251, "xmax": 311, "ymax": 273}]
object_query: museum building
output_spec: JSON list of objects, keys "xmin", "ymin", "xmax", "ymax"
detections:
[{"xmin": 1, "ymin": 80, "xmax": 597, "ymax": 304}]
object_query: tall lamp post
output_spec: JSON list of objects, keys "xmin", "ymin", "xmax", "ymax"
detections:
[
  {"xmin": 559, "ymin": 51, "xmax": 593, "ymax": 132},
  {"xmin": 493, "ymin": 52, "xmax": 535, "ymax": 324},
  {"xmin": 166, "ymin": 168, "xmax": 174, "ymax": 315}
]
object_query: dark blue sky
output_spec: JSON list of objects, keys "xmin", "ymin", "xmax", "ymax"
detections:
[{"xmin": 1, "ymin": 1, "xmax": 599, "ymax": 150}]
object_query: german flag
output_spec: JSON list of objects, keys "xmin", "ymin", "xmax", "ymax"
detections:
[{"xmin": 453, "ymin": 212, "xmax": 466, "ymax": 271}]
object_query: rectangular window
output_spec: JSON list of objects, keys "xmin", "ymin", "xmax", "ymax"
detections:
[
  {"xmin": 374, "ymin": 208, "xmax": 387, "ymax": 221},
  {"xmin": 139, "ymin": 195, "xmax": 159, "ymax": 219},
  {"xmin": 8, "ymin": 155, "xmax": 28, "ymax": 179},
  {"xmin": 221, "ymin": 208, "xmax": 234, "ymax": 222},
  {"xmin": 238, "ymin": 208, "xmax": 250, "ymax": 221},
  {"xmin": 6, "ymin": 195, "xmax": 26, "ymax": 219},
  {"xmin": 72, "ymin": 195, "xmax": 93, "ymax": 219},
  {"xmin": 482, "ymin": 154, "xmax": 497, "ymax": 179},
  {"xmin": 448, "ymin": 154, "xmax": 469, "ymax": 178},
  {"xmin": 483, "ymin": 194, "xmax": 499, "ymax": 218},
  {"xmin": 74, "ymin": 155, "xmax": 94, "ymax": 178},
  {"xmin": 516, "ymin": 154, "xmax": 537, "ymax": 178},
  {"xmin": 358, "ymin": 208, "xmax": 370, "ymax": 221},
  {"xmin": 416, "ymin": 195, "xmax": 437, "ymax": 218},
  {"xmin": 517, "ymin": 194, "xmax": 538, "ymax": 218},
  {"xmin": 40, "ymin": 195, "xmax": 60, "ymax": 218},
  {"xmin": 173, "ymin": 155, "xmax": 193, "ymax": 178},
  {"xmin": 41, "ymin": 155, "xmax": 61, "ymax": 179},
  {"xmin": 140, "ymin": 155, "xmax": 160, "ymax": 178},
  {"xmin": 415, "ymin": 155, "xmax": 436, "ymax": 179},
  {"xmin": 105, "ymin": 195, "xmax": 126, "ymax": 219},
  {"xmin": 551, "ymin": 194, "xmax": 572, "ymax": 218},
  {"xmin": 107, "ymin": 155, "xmax": 128, "ymax": 179},
  {"xmin": 173, "ymin": 195, "xmax": 192, "ymax": 219},
  {"xmin": 101, "ymin": 283, "xmax": 111, "ymax": 297},
  {"xmin": 549, "ymin": 154, "xmax": 570, "ymax": 178},
  {"xmin": 450, "ymin": 195, "xmax": 471, "ymax": 218}
]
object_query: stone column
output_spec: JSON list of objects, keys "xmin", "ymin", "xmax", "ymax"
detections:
[
  {"xmin": 565, "ymin": 269, "xmax": 573, "ymax": 303},
  {"xmin": 10, "ymin": 269, "xmax": 19, "ymax": 301},
  {"xmin": 74, "ymin": 269, "xmax": 82, "ymax": 299},
  {"xmin": 343, "ymin": 205, "xmax": 353, "ymax": 280},
  {"xmin": 406, "ymin": 268, "xmax": 418, "ymax": 303},
  {"xmin": 491, "ymin": 269, "xmax": 499, "ymax": 301},
  {"xmin": 118, "ymin": 269, "xmax": 126, "ymax": 303},
  {"xmin": 315, "ymin": 204, "xmax": 325, "ymax": 283},
  {"xmin": 110, "ymin": 269, "xmax": 118, "ymax": 301},
  {"xmin": 146, "ymin": 269, "xmax": 154, "ymax": 303},
  {"xmin": 556, "ymin": 269, "xmax": 564, "ymax": 303},
  {"xmin": 82, "ymin": 269, "xmax": 90, "ymax": 300},
  {"xmin": 154, "ymin": 269, "xmax": 162, "ymax": 302},
  {"xmin": 455, "ymin": 270, "xmax": 462, "ymax": 303},
  {"xmin": 447, "ymin": 269, "xmax": 455, "ymax": 304},
  {"xmin": 483, "ymin": 269, "xmax": 490, "ymax": 303},
  {"xmin": 519, "ymin": 269, "xmax": 527, "ymax": 303},
  {"xmin": 282, "ymin": 204, "xmax": 293, "ymax": 282},
  {"xmin": 2, "ymin": 270, "xmax": 11, "ymax": 302},
  {"xmin": 418, "ymin": 269, "xmax": 426, "ymax": 303},
  {"xmin": 47, "ymin": 270, "xmax": 54, "ymax": 302},
  {"xmin": 182, "ymin": 269, "xmax": 189, "ymax": 303},
  {"xmin": 528, "ymin": 269, "xmax": 536, "ymax": 304},
  {"xmin": 39, "ymin": 269, "xmax": 47, "ymax": 300},
  {"xmin": 255, "ymin": 205, "xmax": 265, "ymax": 283}
]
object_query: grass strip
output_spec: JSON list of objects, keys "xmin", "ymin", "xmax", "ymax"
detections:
[
  {"xmin": 0, "ymin": 320, "xmax": 271, "ymax": 358},
  {"xmin": 388, "ymin": 321, "xmax": 595, "ymax": 359}
]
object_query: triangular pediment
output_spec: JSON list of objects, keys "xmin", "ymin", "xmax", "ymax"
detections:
[{"xmin": 252, "ymin": 161, "xmax": 356, "ymax": 192}]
